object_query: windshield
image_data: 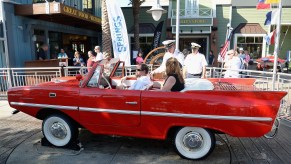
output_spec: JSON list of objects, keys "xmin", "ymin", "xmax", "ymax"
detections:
[
  {"xmin": 99, "ymin": 58, "xmax": 119, "ymax": 77},
  {"xmin": 87, "ymin": 66, "xmax": 102, "ymax": 87}
]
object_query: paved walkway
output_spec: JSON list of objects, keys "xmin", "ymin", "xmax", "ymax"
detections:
[{"xmin": 1, "ymin": 100, "xmax": 291, "ymax": 163}]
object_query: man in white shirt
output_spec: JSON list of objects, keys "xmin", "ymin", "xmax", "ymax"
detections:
[
  {"xmin": 120, "ymin": 64, "xmax": 152, "ymax": 90},
  {"xmin": 94, "ymin": 46, "xmax": 103, "ymax": 62},
  {"xmin": 183, "ymin": 42, "xmax": 208, "ymax": 78},
  {"xmin": 150, "ymin": 40, "xmax": 184, "ymax": 76},
  {"xmin": 224, "ymin": 49, "xmax": 243, "ymax": 78}
]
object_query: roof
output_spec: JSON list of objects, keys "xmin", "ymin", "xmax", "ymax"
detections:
[
  {"xmin": 233, "ymin": 23, "xmax": 266, "ymax": 34},
  {"xmin": 129, "ymin": 23, "xmax": 156, "ymax": 34}
]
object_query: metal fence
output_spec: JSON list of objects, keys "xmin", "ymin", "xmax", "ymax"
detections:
[{"xmin": 0, "ymin": 66, "xmax": 290, "ymax": 116}]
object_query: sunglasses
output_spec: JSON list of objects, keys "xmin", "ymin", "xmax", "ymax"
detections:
[{"xmin": 136, "ymin": 69, "xmax": 143, "ymax": 71}]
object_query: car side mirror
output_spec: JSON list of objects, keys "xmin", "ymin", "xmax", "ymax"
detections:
[{"xmin": 76, "ymin": 74, "xmax": 83, "ymax": 81}]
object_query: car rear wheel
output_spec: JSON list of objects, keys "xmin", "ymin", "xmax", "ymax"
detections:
[
  {"xmin": 174, "ymin": 127, "xmax": 215, "ymax": 160},
  {"xmin": 42, "ymin": 114, "xmax": 78, "ymax": 147}
]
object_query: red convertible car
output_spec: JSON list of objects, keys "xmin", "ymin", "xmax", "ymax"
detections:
[{"xmin": 8, "ymin": 59, "xmax": 287, "ymax": 160}]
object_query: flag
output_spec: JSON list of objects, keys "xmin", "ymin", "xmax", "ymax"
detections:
[
  {"xmin": 264, "ymin": 10, "xmax": 279, "ymax": 25},
  {"xmin": 265, "ymin": 0, "xmax": 280, "ymax": 4},
  {"xmin": 265, "ymin": 30, "xmax": 276, "ymax": 45},
  {"xmin": 256, "ymin": 0, "xmax": 270, "ymax": 9},
  {"xmin": 106, "ymin": 0, "xmax": 131, "ymax": 66},
  {"xmin": 151, "ymin": 21, "xmax": 164, "ymax": 50},
  {"xmin": 220, "ymin": 30, "xmax": 233, "ymax": 60}
]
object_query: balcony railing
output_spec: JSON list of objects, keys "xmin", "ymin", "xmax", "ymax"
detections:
[{"xmin": 172, "ymin": 8, "xmax": 213, "ymax": 18}]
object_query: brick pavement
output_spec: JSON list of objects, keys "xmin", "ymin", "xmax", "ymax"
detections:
[
  {"xmin": 1, "ymin": 100, "xmax": 291, "ymax": 163},
  {"xmin": 0, "ymin": 101, "xmax": 41, "ymax": 164}
]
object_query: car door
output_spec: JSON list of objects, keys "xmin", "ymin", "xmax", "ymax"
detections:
[{"xmin": 79, "ymin": 88, "xmax": 141, "ymax": 127}]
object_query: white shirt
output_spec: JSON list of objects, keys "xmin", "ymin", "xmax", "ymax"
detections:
[
  {"xmin": 128, "ymin": 76, "xmax": 152, "ymax": 90},
  {"xmin": 224, "ymin": 56, "xmax": 242, "ymax": 78},
  {"xmin": 152, "ymin": 50, "xmax": 184, "ymax": 74},
  {"xmin": 184, "ymin": 53, "xmax": 208, "ymax": 74},
  {"xmin": 96, "ymin": 52, "xmax": 103, "ymax": 61}
]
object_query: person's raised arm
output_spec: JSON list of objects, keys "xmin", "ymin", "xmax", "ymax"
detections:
[{"xmin": 151, "ymin": 54, "xmax": 168, "ymax": 74}]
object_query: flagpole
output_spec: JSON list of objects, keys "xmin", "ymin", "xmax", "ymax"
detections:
[
  {"xmin": 271, "ymin": 0, "xmax": 282, "ymax": 91},
  {"xmin": 219, "ymin": 24, "xmax": 231, "ymax": 78}
]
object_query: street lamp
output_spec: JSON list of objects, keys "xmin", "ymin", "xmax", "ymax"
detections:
[{"xmin": 147, "ymin": 0, "xmax": 167, "ymax": 21}]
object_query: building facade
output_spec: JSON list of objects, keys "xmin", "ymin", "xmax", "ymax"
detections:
[
  {"xmin": 217, "ymin": 0, "xmax": 291, "ymax": 60},
  {"xmin": 0, "ymin": 0, "xmax": 102, "ymax": 68}
]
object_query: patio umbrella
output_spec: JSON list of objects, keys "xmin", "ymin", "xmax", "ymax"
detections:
[{"xmin": 256, "ymin": 56, "xmax": 286, "ymax": 64}]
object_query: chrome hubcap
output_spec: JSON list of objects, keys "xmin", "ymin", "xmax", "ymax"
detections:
[
  {"xmin": 50, "ymin": 122, "xmax": 67, "ymax": 139},
  {"xmin": 183, "ymin": 132, "xmax": 203, "ymax": 151}
]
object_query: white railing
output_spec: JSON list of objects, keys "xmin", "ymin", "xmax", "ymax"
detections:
[
  {"xmin": 0, "ymin": 68, "xmax": 10, "ymax": 99},
  {"xmin": 11, "ymin": 67, "xmax": 62, "ymax": 87},
  {"xmin": 63, "ymin": 66, "xmax": 90, "ymax": 76},
  {"xmin": 172, "ymin": 8, "xmax": 213, "ymax": 18}
]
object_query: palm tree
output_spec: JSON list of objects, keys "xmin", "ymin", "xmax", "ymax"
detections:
[
  {"xmin": 101, "ymin": 0, "xmax": 112, "ymax": 55},
  {"xmin": 130, "ymin": 0, "xmax": 145, "ymax": 51}
]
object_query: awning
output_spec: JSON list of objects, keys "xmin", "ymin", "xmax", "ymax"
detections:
[
  {"xmin": 233, "ymin": 23, "xmax": 266, "ymax": 34},
  {"xmin": 129, "ymin": 23, "xmax": 155, "ymax": 34},
  {"xmin": 14, "ymin": 2, "xmax": 101, "ymax": 31}
]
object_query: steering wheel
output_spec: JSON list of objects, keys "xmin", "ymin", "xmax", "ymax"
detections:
[{"xmin": 101, "ymin": 74, "xmax": 112, "ymax": 89}]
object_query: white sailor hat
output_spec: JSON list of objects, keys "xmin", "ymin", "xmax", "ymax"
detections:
[
  {"xmin": 191, "ymin": 42, "xmax": 201, "ymax": 48},
  {"xmin": 239, "ymin": 47, "xmax": 244, "ymax": 51},
  {"xmin": 162, "ymin": 40, "xmax": 175, "ymax": 48}
]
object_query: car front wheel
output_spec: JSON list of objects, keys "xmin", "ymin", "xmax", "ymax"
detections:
[
  {"xmin": 174, "ymin": 127, "xmax": 215, "ymax": 160},
  {"xmin": 42, "ymin": 114, "xmax": 78, "ymax": 147}
]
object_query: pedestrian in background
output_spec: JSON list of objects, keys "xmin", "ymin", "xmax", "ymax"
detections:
[
  {"xmin": 87, "ymin": 50, "xmax": 96, "ymax": 72},
  {"xmin": 224, "ymin": 49, "xmax": 244, "ymax": 78},
  {"xmin": 94, "ymin": 46, "xmax": 103, "ymax": 62},
  {"xmin": 36, "ymin": 43, "xmax": 48, "ymax": 60},
  {"xmin": 183, "ymin": 42, "xmax": 208, "ymax": 78},
  {"xmin": 58, "ymin": 48, "xmax": 68, "ymax": 59},
  {"xmin": 182, "ymin": 49, "xmax": 190, "ymax": 59},
  {"xmin": 208, "ymin": 50, "xmax": 215, "ymax": 66},
  {"xmin": 136, "ymin": 50, "xmax": 144, "ymax": 65},
  {"xmin": 73, "ymin": 51, "xmax": 85, "ymax": 66}
]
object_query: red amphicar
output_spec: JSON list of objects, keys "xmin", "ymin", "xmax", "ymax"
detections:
[{"xmin": 8, "ymin": 59, "xmax": 287, "ymax": 160}]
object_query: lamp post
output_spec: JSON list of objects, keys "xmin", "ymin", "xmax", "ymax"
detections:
[
  {"xmin": 146, "ymin": 0, "xmax": 167, "ymax": 21},
  {"xmin": 175, "ymin": 0, "xmax": 180, "ymax": 51}
]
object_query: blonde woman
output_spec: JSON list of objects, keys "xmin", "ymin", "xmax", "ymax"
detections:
[{"xmin": 161, "ymin": 57, "xmax": 185, "ymax": 92}]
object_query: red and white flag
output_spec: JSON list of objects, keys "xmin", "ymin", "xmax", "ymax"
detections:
[
  {"xmin": 265, "ymin": 30, "xmax": 276, "ymax": 45},
  {"xmin": 220, "ymin": 30, "xmax": 233, "ymax": 60}
]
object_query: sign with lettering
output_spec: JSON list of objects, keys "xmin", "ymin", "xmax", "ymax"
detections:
[
  {"xmin": 62, "ymin": 5, "xmax": 101, "ymax": 24},
  {"xmin": 171, "ymin": 18, "xmax": 213, "ymax": 26}
]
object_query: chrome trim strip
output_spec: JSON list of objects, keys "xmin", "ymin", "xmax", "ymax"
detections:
[
  {"xmin": 10, "ymin": 102, "xmax": 272, "ymax": 122},
  {"xmin": 79, "ymin": 107, "xmax": 140, "ymax": 115},
  {"xmin": 10, "ymin": 102, "xmax": 78, "ymax": 110},
  {"xmin": 141, "ymin": 111, "xmax": 272, "ymax": 122}
]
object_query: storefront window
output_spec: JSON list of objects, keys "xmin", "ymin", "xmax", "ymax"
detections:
[
  {"xmin": 83, "ymin": 0, "xmax": 93, "ymax": 14},
  {"xmin": 130, "ymin": 36, "xmax": 154, "ymax": 57},
  {"xmin": 0, "ymin": 21, "xmax": 3, "ymax": 38},
  {"xmin": 237, "ymin": 36, "xmax": 263, "ymax": 59}
]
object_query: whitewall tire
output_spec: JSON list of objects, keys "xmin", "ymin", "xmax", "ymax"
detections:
[
  {"xmin": 174, "ymin": 127, "xmax": 215, "ymax": 160},
  {"xmin": 42, "ymin": 114, "xmax": 78, "ymax": 147}
]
